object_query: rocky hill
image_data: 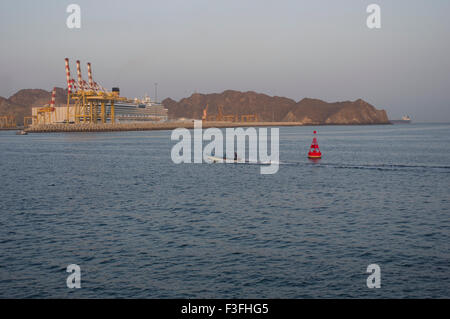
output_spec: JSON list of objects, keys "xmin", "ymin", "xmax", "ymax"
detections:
[
  {"xmin": 163, "ymin": 90, "xmax": 297, "ymax": 122},
  {"xmin": 163, "ymin": 90, "xmax": 390, "ymax": 124}
]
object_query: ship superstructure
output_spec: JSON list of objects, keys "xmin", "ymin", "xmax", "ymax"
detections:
[{"xmin": 112, "ymin": 95, "xmax": 168, "ymax": 122}]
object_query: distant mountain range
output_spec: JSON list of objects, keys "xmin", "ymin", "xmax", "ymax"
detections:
[
  {"xmin": 162, "ymin": 90, "xmax": 389, "ymax": 124},
  {"xmin": 0, "ymin": 88, "xmax": 389, "ymax": 125}
]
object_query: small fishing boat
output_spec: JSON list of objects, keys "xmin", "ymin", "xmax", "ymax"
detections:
[{"xmin": 207, "ymin": 156, "xmax": 271, "ymax": 165}]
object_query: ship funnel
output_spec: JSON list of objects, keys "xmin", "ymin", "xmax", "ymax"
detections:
[{"xmin": 112, "ymin": 87, "xmax": 120, "ymax": 97}]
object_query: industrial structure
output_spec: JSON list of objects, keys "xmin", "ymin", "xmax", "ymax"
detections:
[
  {"xmin": 0, "ymin": 115, "xmax": 16, "ymax": 129},
  {"xmin": 29, "ymin": 58, "xmax": 167, "ymax": 126},
  {"xmin": 202, "ymin": 105, "xmax": 258, "ymax": 123},
  {"xmin": 62, "ymin": 58, "xmax": 128, "ymax": 124},
  {"xmin": 33, "ymin": 87, "xmax": 57, "ymax": 125}
]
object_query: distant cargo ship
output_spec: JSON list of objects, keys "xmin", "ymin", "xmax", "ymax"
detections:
[{"xmin": 390, "ymin": 115, "xmax": 411, "ymax": 124}]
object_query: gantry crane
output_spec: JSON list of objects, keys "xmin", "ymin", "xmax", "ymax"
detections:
[
  {"xmin": 35, "ymin": 87, "xmax": 56, "ymax": 125},
  {"xmin": 202, "ymin": 104, "xmax": 209, "ymax": 123},
  {"xmin": 216, "ymin": 105, "xmax": 224, "ymax": 121},
  {"xmin": 0, "ymin": 115, "xmax": 16, "ymax": 128},
  {"xmin": 64, "ymin": 58, "xmax": 127, "ymax": 124}
]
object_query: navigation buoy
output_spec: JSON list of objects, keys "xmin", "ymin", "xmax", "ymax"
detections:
[{"xmin": 308, "ymin": 130, "xmax": 322, "ymax": 159}]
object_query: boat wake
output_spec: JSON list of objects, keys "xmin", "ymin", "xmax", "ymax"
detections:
[{"xmin": 279, "ymin": 161, "xmax": 450, "ymax": 172}]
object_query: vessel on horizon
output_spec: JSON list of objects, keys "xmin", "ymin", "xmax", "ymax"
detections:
[{"xmin": 390, "ymin": 115, "xmax": 411, "ymax": 124}]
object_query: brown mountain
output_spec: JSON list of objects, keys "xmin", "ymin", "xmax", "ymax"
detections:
[
  {"xmin": 163, "ymin": 90, "xmax": 297, "ymax": 122},
  {"xmin": 163, "ymin": 90, "xmax": 389, "ymax": 124},
  {"xmin": 0, "ymin": 88, "xmax": 67, "ymax": 125}
]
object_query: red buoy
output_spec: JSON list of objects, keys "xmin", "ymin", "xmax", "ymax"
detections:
[{"xmin": 308, "ymin": 130, "xmax": 322, "ymax": 159}]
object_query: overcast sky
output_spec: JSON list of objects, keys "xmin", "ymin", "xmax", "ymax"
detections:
[{"xmin": 0, "ymin": 0, "xmax": 449, "ymax": 121}]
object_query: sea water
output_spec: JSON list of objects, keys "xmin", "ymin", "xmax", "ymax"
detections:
[{"xmin": 0, "ymin": 123, "xmax": 449, "ymax": 298}]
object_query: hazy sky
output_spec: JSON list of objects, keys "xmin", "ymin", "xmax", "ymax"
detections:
[{"xmin": 1, "ymin": 0, "xmax": 449, "ymax": 121}]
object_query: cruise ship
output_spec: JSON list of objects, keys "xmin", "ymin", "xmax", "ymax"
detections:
[
  {"xmin": 390, "ymin": 115, "xmax": 411, "ymax": 124},
  {"xmin": 111, "ymin": 95, "xmax": 168, "ymax": 122}
]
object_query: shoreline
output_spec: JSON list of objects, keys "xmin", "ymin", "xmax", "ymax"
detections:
[{"xmin": 23, "ymin": 121, "xmax": 391, "ymax": 133}]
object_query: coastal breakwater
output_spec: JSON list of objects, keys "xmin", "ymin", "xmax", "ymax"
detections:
[
  {"xmin": 24, "ymin": 120, "xmax": 390, "ymax": 133},
  {"xmin": 24, "ymin": 121, "xmax": 309, "ymax": 133}
]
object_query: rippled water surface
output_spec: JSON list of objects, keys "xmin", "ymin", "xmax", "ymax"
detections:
[{"xmin": 1, "ymin": 124, "xmax": 449, "ymax": 298}]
